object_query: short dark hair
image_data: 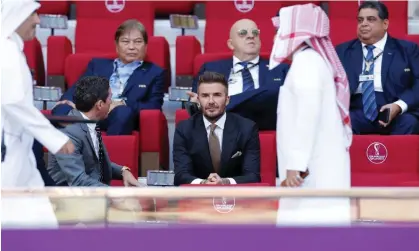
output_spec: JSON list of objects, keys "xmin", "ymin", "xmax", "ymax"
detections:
[
  {"xmin": 197, "ymin": 71, "xmax": 228, "ymax": 93},
  {"xmin": 73, "ymin": 76, "xmax": 110, "ymax": 112},
  {"xmin": 358, "ymin": 1, "xmax": 389, "ymax": 20},
  {"xmin": 115, "ymin": 19, "xmax": 148, "ymax": 44}
]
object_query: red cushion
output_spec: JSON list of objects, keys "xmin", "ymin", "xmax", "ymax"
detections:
[
  {"xmin": 259, "ymin": 132, "xmax": 276, "ymax": 186},
  {"xmin": 154, "ymin": 1, "xmax": 195, "ymax": 15},
  {"xmin": 47, "ymin": 36, "xmax": 72, "ymax": 76}
]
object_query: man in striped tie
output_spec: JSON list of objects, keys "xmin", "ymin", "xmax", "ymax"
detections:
[
  {"xmin": 336, "ymin": 1, "xmax": 419, "ymax": 135},
  {"xmin": 186, "ymin": 19, "xmax": 290, "ymax": 130}
]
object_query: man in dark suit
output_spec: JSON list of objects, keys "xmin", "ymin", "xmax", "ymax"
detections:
[
  {"xmin": 336, "ymin": 1, "xmax": 419, "ymax": 135},
  {"xmin": 187, "ymin": 19, "xmax": 289, "ymax": 130},
  {"xmin": 48, "ymin": 76, "xmax": 140, "ymax": 187},
  {"xmin": 52, "ymin": 19, "xmax": 165, "ymax": 135},
  {"xmin": 174, "ymin": 72, "xmax": 261, "ymax": 186}
]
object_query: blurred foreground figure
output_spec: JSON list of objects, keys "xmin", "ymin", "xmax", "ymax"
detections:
[
  {"xmin": 1, "ymin": 0, "xmax": 74, "ymax": 228},
  {"xmin": 270, "ymin": 4, "xmax": 352, "ymax": 225}
]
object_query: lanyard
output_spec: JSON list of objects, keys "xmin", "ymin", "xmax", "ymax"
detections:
[
  {"xmin": 232, "ymin": 61, "xmax": 259, "ymax": 74},
  {"xmin": 113, "ymin": 65, "xmax": 125, "ymax": 97},
  {"xmin": 363, "ymin": 51, "xmax": 383, "ymax": 74}
]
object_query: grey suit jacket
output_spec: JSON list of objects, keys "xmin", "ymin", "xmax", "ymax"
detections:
[{"xmin": 47, "ymin": 110, "xmax": 123, "ymax": 186}]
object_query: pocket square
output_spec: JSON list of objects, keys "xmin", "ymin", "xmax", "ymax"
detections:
[
  {"xmin": 404, "ymin": 68, "xmax": 410, "ymax": 72},
  {"xmin": 273, "ymin": 78, "xmax": 281, "ymax": 81},
  {"xmin": 231, "ymin": 151, "xmax": 242, "ymax": 158},
  {"xmin": 138, "ymin": 84, "xmax": 146, "ymax": 88}
]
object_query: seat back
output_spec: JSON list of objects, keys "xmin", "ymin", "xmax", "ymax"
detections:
[
  {"xmin": 37, "ymin": 0, "xmax": 70, "ymax": 15},
  {"xmin": 74, "ymin": 1, "xmax": 154, "ymax": 54},
  {"xmin": 24, "ymin": 38, "xmax": 45, "ymax": 86},
  {"xmin": 103, "ymin": 135, "xmax": 139, "ymax": 187},
  {"xmin": 350, "ymin": 135, "xmax": 419, "ymax": 187}
]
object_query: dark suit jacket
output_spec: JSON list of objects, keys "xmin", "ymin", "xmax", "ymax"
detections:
[
  {"xmin": 47, "ymin": 110, "xmax": 123, "ymax": 186},
  {"xmin": 52, "ymin": 58, "xmax": 165, "ymax": 116},
  {"xmin": 191, "ymin": 58, "xmax": 289, "ymax": 130},
  {"xmin": 336, "ymin": 36, "xmax": 419, "ymax": 114},
  {"xmin": 173, "ymin": 112, "xmax": 261, "ymax": 186}
]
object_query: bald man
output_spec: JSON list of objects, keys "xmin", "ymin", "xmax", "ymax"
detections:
[{"xmin": 188, "ymin": 19, "xmax": 289, "ymax": 130}]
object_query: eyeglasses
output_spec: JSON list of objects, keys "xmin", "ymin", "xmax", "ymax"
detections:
[{"xmin": 237, "ymin": 29, "xmax": 260, "ymax": 37}]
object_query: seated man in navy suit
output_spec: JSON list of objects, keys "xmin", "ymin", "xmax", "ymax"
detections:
[
  {"xmin": 52, "ymin": 19, "xmax": 165, "ymax": 135},
  {"xmin": 187, "ymin": 19, "xmax": 289, "ymax": 130},
  {"xmin": 174, "ymin": 72, "xmax": 261, "ymax": 186},
  {"xmin": 336, "ymin": 1, "xmax": 419, "ymax": 135}
]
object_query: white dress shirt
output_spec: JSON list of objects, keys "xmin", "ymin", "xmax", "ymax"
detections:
[
  {"xmin": 80, "ymin": 113, "xmax": 99, "ymax": 158},
  {"xmin": 356, "ymin": 33, "xmax": 407, "ymax": 113},
  {"xmin": 227, "ymin": 56, "xmax": 260, "ymax": 96},
  {"xmin": 191, "ymin": 113, "xmax": 236, "ymax": 184}
]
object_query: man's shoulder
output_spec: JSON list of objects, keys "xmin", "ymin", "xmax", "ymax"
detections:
[
  {"xmin": 227, "ymin": 113, "xmax": 256, "ymax": 130},
  {"xmin": 142, "ymin": 61, "xmax": 165, "ymax": 75},
  {"xmin": 203, "ymin": 58, "xmax": 232, "ymax": 69},
  {"xmin": 89, "ymin": 58, "xmax": 114, "ymax": 65},
  {"xmin": 335, "ymin": 38, "xmax": 358, "ymax": 51},
  {"xmin": 392, "ymin": 36, "xmax": 419, "ymax": 52}
]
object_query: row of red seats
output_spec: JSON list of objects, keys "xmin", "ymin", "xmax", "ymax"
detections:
[
  {"xmin": 175, "ymin": 109, "xmax": 419, "ymax": 187},
  {"xmin": 38, "ymin": 1, "xmax": 196, "ymax": 16}
]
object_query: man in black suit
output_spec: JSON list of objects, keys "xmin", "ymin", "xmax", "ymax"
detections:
[{"xmin": 173, "ymin": 71, "xmax": 261, "ymax": 186}]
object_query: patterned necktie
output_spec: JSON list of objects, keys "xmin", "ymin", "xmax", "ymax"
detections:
[
  {"xmin": 238, "ymin": 62, "xmax": 255, "ymax": 92},
  {"xmin": 95, "ymin": 125, "xmax": 105, "ymax": 182},
  {"xmin": 208, "ymin": 123, "xmax": 221, "ymax": 173},
  {"xmin": 361, "ymin": 45, "xmax": 378, "ymax": 121}
]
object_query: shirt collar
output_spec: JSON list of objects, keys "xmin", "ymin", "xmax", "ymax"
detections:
[
  {"xmin": 203, "ymin": 112, "xmax": 227, "ymax": 130},
  {"xmin": 233, "ymin": 55, "xmax": 260, "ymax": 67},
  {"xmin": 361, "ymin": 32, "xmax": 387, "ymax": 52},
  {"xmin": 80, "ymin": 112, "xmax": 97, "ymax": 131},
  {"xmin": 114, "ymin": 58, "xmax": 143, "ymax": 69},
  {"xmin": 10, "ymin": 32, "xmax": 24, "ymax": 51}
]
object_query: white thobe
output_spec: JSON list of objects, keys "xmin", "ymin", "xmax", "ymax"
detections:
[
  {"xmin": 276, "ymin": 47, "xmax": 351, "ymax": 225},
  {"xmin": 1, "ymin": 33, "xmax": 69, "ymax": 228}
]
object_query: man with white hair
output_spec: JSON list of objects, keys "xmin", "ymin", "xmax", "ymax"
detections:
[
  {"xmin": 1, "ymin": 0, "xmax": 74, "ymax": 227},
  {"xmin": 270, "ymin": 4, "xmax": 352, "ymax": 225}
]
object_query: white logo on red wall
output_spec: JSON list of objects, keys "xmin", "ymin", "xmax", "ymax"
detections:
[
  {"xmin": 105, "ymin": 0, "xmax": 125, "ymax": 13},
  {"xmin": 213, "ymin": 197, "xmax": 235, "ymax": 213},
  {"xmin": 366, "ymin": 142, "xmax": 388, "ymax": 164},
  {"xmin": 234, "ymin": 0, "xmax": 254, "ymax": 13}
]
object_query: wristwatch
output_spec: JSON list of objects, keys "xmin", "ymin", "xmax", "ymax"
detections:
[{"xmin": 121, "ymin": 166, "xmax": 131, "ymax": 175}]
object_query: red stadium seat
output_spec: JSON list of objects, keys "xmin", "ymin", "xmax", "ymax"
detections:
[
  {"xmin": 175, "ymin": 36, "xmax": 202, "ymax": 85},
  {"xmin": 24, "ymin": 38, "xmax": 45, "ymax": 86},
  {"xmin": 328, "ymin": 0, "xmax": 408, "ymax": 46},
  {"xmin": 204, "ymin": 1, "xmax": 320, "ymax": 53},
  {"xmin": 175, "ymin": 109, "xmax": 276, "ymax": 186},
  {"xmin": 103, "ymin": 135, "xmax": 139, "ymax": 186},
  {"xmin": 350, "ymin": 135, "xmax": 419, "ymax": 187},
  {"xmin": 37, "ymin": 0, "xmax": 70, "ymax": 15},
  {"xmin": 47, "ymin": 1, "xmax": 171, "ymax": 90}
]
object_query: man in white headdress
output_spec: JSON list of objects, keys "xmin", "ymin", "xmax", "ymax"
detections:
[
  {"xmin": 270, "ymin": 4, "xmax": 353, "ymax": 225},
  {"xmin": 1, "ymin": 0, "xmax": 75, "ymax": 228}
]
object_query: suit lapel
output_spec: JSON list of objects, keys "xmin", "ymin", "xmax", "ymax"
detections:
[
  {"xmin": 220, "ymin": 114, "xmax": 238, "ymax": 175},
  {"xmin": 71, "ymin": 110, "xmax": 98, "ymax": 161},
  {"xmin": 122, "ymin": 62, "xmax": 148, "ymax": 96},
  {"xmin": 194, "ymin": 117, "xmax": 214, "ymax": 173},
  {"xmin": 349, "ymin": 40, "xmax": 364, "ymax": 94},
  {"xmin": 103, "ymin": 60, "xmax": 115, "ymax": 79},
  {"xmin": 381, "ymin": 36, "xmax": 396, "ymax": 88},
  {"xmin": 221, "ymin": 59, "xmax": 233, "ymax": 83},
  {"xmin": 258, "ymin": 58, "xmax": 269, "ymax": 87}
]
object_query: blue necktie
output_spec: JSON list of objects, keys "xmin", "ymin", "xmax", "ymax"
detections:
[
  {"xmin": 362, "ymin": 45, "xmax": 378, "ymax": 121},
  {"xmin": 238, "ymin": 62, "xmax": 255, "ymax": 92}
]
